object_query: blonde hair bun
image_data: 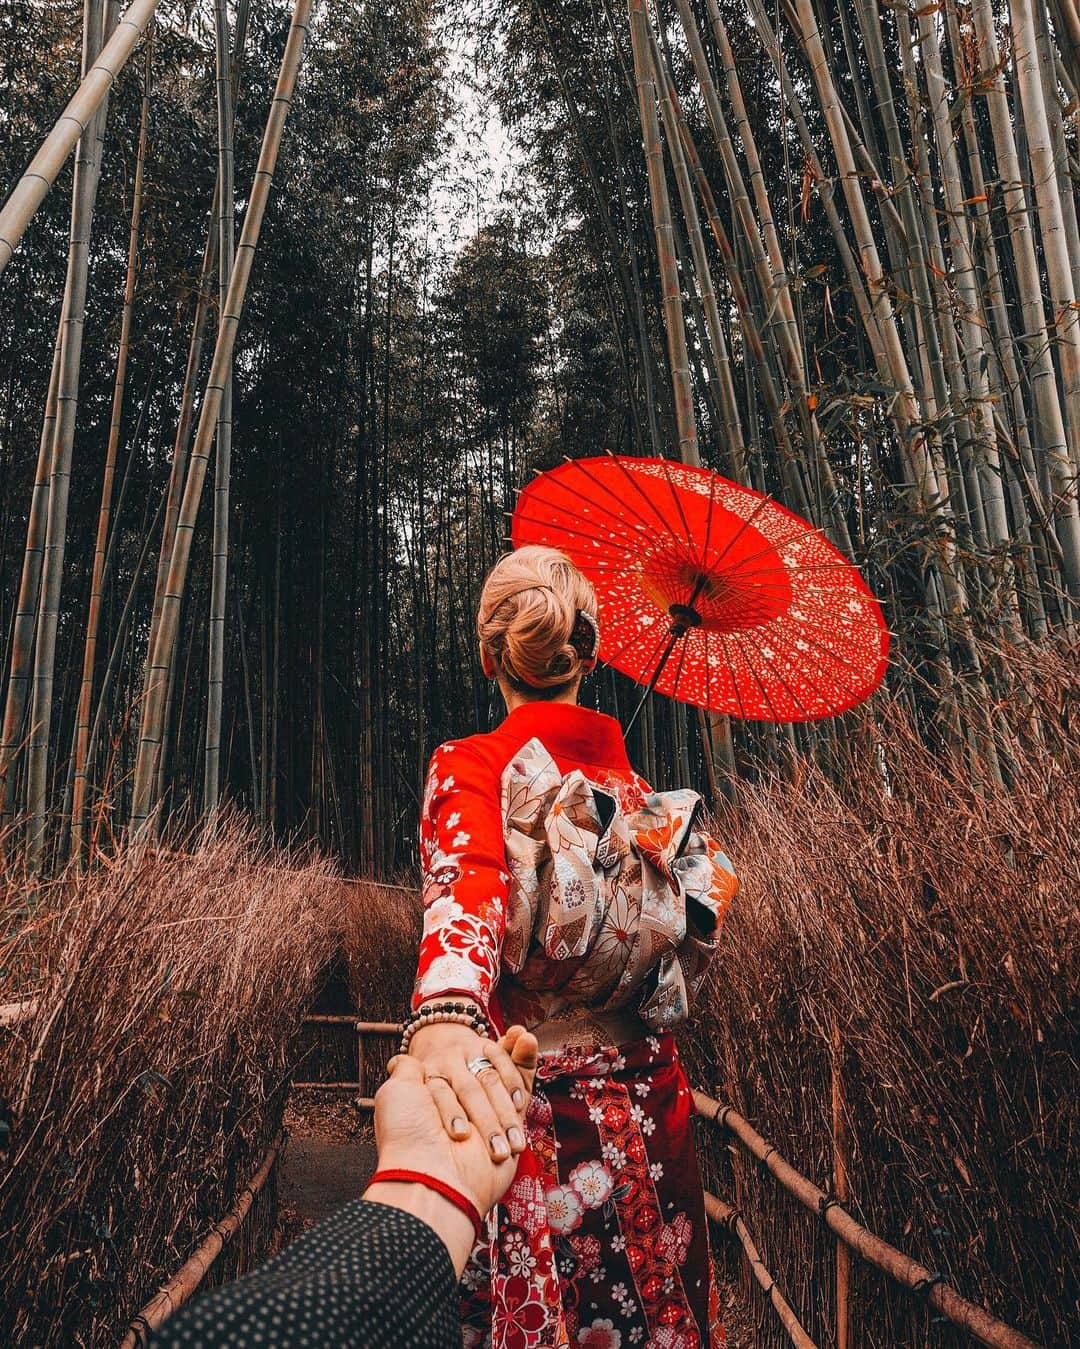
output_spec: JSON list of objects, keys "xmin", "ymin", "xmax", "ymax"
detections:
[{"xmin": 478, "ymin": 546, "xmax": 600, "ymax": 696}]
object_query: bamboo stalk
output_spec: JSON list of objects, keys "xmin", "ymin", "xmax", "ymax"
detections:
[
  {"xmin": 0, "ymin": 0, "xmax": 161, "ymax": 275},
  {"xmin": 698, "ymin": 0, "xmax": 846, "ymax": 533},
  {"xmin": 119, "ymin": 1132, "xmax": 283, "ymax": 1347},
  {"xmin": 1, "ymin": 2, "xmax": 113, "ymax": 832},
  {"xmin": 70, "ymin": 44, "xmax": 151, "ymax": 864},
  {"xmin": 536, "ymin": 0, "xmax": 661, "ymax": 455},
  {"xmin": 682, "ymin": 0, "xmax": 854, "ymax": 550},
  {"xmin": 703, "ymin": 1191, "xmax": 817, "ymax": 1348},
  {"xmin": 1050, "ymin": 0, "xmax": 1080, "ymax": 88},
  {"xmin": 140, "ymin": 215, "xmax": 217, "ymax": 803},
  {"xmin": 26, "ymin": 0, "xmax": 116, "ymax": 869},
  {"xmin": 204, "ymin": 0, "xmax": 236, "ymax": 824},
  {"xmin": 1011, "ymin": 0, "xmax": 1080, "ymax": 481},
  {"xmin": 782, "ymin": 0, "xmax": 988, "ymax": 663},
  {"xmin": 130, "ymin": 0, "xmax": 314, "ymax": 832},
  {"xmin": 915, "ymin": 4, "xmax": 1018, "ymax": 621},
  {"xmin": 626, "ymin": 0, "xmax": 698, "ymax": 465},
  {"xmin": 940, "ymin": 2, "xmax": 1054, "ymax": 634},
  {"xmin": 0, "ymin": 329, "xmax": 61, "ymax": 828},
  {"xmin": 648, "ymin": 18, "xmax": 742, "ymax": 473},
  {"xmin": 694, "ymin": 1092, "xmax": 1040, "ymax": 1348}
]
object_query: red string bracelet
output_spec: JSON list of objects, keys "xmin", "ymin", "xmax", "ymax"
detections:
[{"xmin": 368, "ymin": 1169, "xmax": 484, "ymax": 1242}]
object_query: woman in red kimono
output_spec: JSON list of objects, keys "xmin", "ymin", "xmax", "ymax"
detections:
[{"xmin": 407, "ymin": 545, "xmax": 738, "ymax": 1349}]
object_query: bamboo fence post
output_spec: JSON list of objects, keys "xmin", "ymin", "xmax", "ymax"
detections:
[
  {"xmin": 130, "ymin": 0, "xmax": 314, "ymax": 832},
  {"xmin": 70, "ymin": 43, "xmax": 151, "ymax": 864},
  {"xmin": 693, "ymin": 1093, "xmax": 1041, "ymax": 1349},
  {"xmin": 0, "ymin": 0, "xmax": 161, "ymax": 276},
  {"xmin": 831, "ymin": 1016, "xmax": 850, "ymax": 1349},
  {"xmin": 703, "ymin": 1192, "xmax": 818, "ymax": 1348},
  {"xmin": 204, "ymin": 0, "xmax": 236, "ymax": 824}
]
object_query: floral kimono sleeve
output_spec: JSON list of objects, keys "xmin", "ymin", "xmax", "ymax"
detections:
[{"xmin": 412, "ymin": 740, "xmax": 510, "ymax": 1016}]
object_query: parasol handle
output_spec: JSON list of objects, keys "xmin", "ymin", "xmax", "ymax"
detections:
[{"xmin": 624, "ymin": 603, "xmax": 702, "ymax": 737}]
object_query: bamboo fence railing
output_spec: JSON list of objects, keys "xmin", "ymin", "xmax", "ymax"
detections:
[
  {"xmin": 292, "ymin": 1016, "xmax": 399, "ymax": 1103},
  {"xmin": 692, "ymin": 1091, "xmax": 1041, "ymax": 1349},
  {"xmin": 119, "ymin": 1131, "xmax": 284, "ymax": 1348},
  {"xmin": 702, "ymin": 1191, "xmax": 817, "ymax": 1348}
]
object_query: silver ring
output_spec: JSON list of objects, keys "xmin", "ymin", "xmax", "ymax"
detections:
[{"xmin": 466, "ymin": 1055, "xmax": 496, "ymax": 1077}]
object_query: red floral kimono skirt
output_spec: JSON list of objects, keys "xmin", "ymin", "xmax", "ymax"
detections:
[{"xmin": 459, "ymin": 1036, "xmax": 725, "ymax": 1349}]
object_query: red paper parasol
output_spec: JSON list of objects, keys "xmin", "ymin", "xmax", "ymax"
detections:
[{"xmin": 511, "ymin": 455, "xmax": 889, "ymax": 723}]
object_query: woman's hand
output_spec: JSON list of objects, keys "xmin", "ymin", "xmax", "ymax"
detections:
[{"xmin": 408, "ymin": 1016, "xmax": 532, "ymax": 1161}]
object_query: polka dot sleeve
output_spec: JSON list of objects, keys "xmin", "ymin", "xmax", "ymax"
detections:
[
  {"xmin": 412, "ymin": 740, "xmax": 509, "ymax": 1016},
  {"xmin": 149, "ymin": 1199, "xmax": 462, "ymax": 1348}
]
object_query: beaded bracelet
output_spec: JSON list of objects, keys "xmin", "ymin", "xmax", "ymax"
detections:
[{"xmin": 400, "ymin": 999, "xmax": 489, "ymax": 1054}]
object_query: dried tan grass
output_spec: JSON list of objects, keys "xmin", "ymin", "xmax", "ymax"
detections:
[
  {"xmin": 342, "ymin": 878, "xmax": 422, "ymax": 1022},
  {"xmin": 0, "ymin": 825, "xmax": 345, "ymax": 1347}
]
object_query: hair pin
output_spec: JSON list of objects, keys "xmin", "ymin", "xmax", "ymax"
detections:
[{"xmin": 576, "ymin": 608, "xmax": 601, "ymax": 661}]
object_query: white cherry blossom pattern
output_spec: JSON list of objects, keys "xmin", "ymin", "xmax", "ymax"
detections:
[
  {"xmin": 568, "ymin": 1160, "xmax": 615, "ymax": 1209},
  {"xmin": 544, "ymin": 1183, "xmax": 584, "ymax": 1234},
  {"xmin": 505, "ymin": 1174, "xmax": 549, "ymax": 1238},
  {"xmin": 502, "ymin": 1226, "xmax": 538, "ymax": 1279},
  {"xmin": 578, "ymin": 1318, "xmax": 622, "ymax": 1349}
]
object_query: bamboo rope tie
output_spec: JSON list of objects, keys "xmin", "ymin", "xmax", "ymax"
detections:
[{"xmin": 694, "ymin": 1091, "xmax": 1041, "ymax": 1349}]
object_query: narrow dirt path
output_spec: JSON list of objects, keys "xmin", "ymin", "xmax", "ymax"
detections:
[{"xmin": 275, "ymin": 1090, "xmax": 377, "ymax": 1244}]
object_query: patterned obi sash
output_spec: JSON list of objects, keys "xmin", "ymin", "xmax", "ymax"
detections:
[{"xmin": 499, "ymin": 737, "xmax": 737, "ymax": 1030}]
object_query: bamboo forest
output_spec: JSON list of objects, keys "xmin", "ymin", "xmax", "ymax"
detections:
[{"xmin": 0, "ymin": 1, "xmax": 1076, "ymax": 1346}]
